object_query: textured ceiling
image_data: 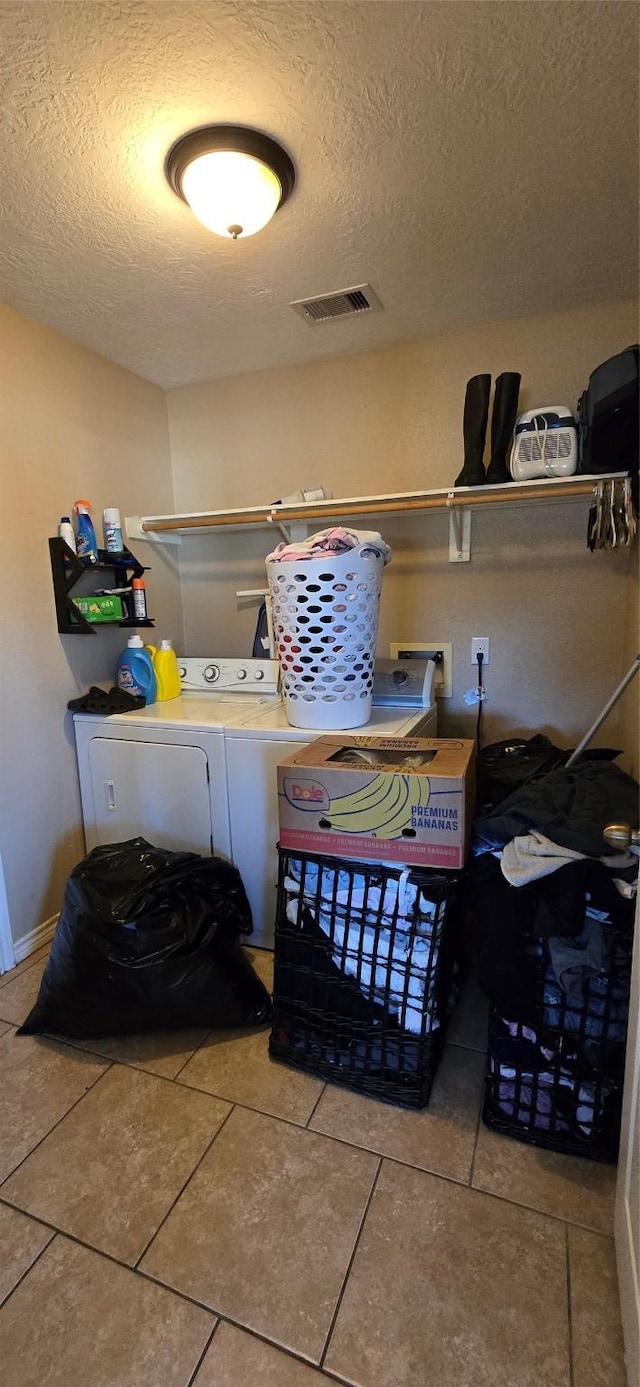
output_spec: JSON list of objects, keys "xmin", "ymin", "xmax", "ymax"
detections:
[{"xmin": 0, "ymin": 1, "xmax": 637, "ymax": 387}]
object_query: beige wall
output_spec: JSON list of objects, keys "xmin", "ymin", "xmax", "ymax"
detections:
[
  {"xmin": 0, "ymin": 305, "xmax": 183, "ymax": 949},
  {"xmin": 167, "ymin": 297, "xmax": 638, "ymax": 759}
]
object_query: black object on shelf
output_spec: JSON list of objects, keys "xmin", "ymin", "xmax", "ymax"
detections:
[
  {"xmin": 269, "ymin": 847, "xmax": 461, "ymax": 1109},
  {"xmin": 49, "ymin": 537, "xmax": 155, "ymax": 635}
]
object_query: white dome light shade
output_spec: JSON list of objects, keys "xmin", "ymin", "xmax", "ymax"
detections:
[
  {"xmin": 181, "ymin": 150, "xmax": 282, "ymax": 238},
  {"xmin": 166, "ymin": 125, "xmax": 296, "ymax": 241}
]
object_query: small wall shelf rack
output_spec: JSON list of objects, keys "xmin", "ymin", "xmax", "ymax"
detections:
[{"xmin": 49, "ymin": 537, "xmax": 155, "ymax": 636}]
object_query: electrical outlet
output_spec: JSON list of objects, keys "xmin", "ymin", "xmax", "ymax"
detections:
[
  {"xmin": 389, "ymin": 641, "xmax": 453, "ymax": 698},
  {"xmin": 471, "ymin": 636, "xmax": 490, "ymax": 665}
]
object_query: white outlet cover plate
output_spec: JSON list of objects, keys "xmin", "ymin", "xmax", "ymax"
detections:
[
  {"xmin": 390, "ymin": 641, "xmax": 453, "ymax": 698},
  {"xmin": 471, "ymin": 637, "xmax": 490, "ymax": 665}
]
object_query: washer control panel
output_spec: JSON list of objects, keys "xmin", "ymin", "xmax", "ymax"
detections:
[{"xmin": 179, "ymin": 657, "xmax": 280, "ymax": 695}]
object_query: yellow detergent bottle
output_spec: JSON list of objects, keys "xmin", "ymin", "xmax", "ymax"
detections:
[{"xmin": 146, "ymin": 640, "xmax": 182, "ymax": 701}]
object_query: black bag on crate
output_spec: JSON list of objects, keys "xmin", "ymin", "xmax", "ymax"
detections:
[
  {"xmin": 576, "ymin": 344, "xmax": 639, "ymax": 505},
  {"xmin": 476, "ymin": 735, "xmax": 566, "ymax": 814},
  {"xmin": 476, "ymin": 735, "xmax": 623, "ymax": 816},
  {"xmin": 20, "ymin": 838, "xmax": 271, "ymax": 1038}
]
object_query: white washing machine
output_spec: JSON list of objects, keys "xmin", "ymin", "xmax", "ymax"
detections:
[
  {"xmin": 225, "ymin": 695, "xmax": 437, "ymax": 947},
  {"xmin": 74, "ymin": 657, "xmax": 437, "ymax": 948}
]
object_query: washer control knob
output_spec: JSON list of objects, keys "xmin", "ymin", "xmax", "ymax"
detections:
[
  {"xmin": 236, "ymin": 668, "xmax": 247, "ymax": 681},
  {"xmin": 254, "ymin": 668, "xmax": 265, "ymax": 680},
  {"xmin": 204, "ymin": 664, "xmax": 220, "ymax": 683},
  {"xmin": 178, "ymin": 666, "xmax": 187, "ymax": 680},
  {"xmin": 392, "ymin": 668, "xmax": 409, "ymax": 686}
]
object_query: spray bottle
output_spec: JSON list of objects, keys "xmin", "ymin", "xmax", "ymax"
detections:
[
  {"xmin": 58, "ymin": 516, "xmax": 77, "ymax": 553},
  {"xmin": 74, "ymin": 500, "xmax": 99, "ymax": 564}
]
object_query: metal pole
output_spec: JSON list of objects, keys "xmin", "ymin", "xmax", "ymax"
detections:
[{"xmin": 565, "ymin": 655, "xmax": 640, "ymax": 767}]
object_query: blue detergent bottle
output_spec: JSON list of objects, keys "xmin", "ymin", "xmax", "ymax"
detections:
[
  {"xmin": 116, "ymin": 635, "xmax": 157, "ymax": 704},
  {"xmin": 74, "ymin": 499, "xmax": 99, "ymax": 563}
]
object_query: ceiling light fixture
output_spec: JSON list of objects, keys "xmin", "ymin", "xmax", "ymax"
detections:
[{"xmin": 165, "ymin": 124, "xmax": 295, "ymax": 240}]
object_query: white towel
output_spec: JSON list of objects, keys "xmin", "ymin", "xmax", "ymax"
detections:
[{"xmin": 501, "ymin": 830, "xmax": 637, "ymax": 887}]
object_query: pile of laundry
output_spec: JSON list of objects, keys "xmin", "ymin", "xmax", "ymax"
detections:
[
  {"xmin": 471, "ymin": 758, "xmax": 638, "ymax": 1155},
  {"xmin": 266, "ymin": 526, "xmax": 391, "ymax": 565},
  {"xmin": 283, "ymin": 857, "xmax": 448, "ymax": 1037}
]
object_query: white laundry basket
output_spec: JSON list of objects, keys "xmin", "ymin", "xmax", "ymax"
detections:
[{"xmin": 267, "ymin": 545, "xmax": 385, "ymax": 730}]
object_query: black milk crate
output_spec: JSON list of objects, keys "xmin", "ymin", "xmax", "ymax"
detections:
[
  {"xmin": 483, "ymin": 927, "xmax": 632, "ymax": 1163},
  {"xmin": 269, "ymin": 848, "xmax": 461, "ymax": 1108}
]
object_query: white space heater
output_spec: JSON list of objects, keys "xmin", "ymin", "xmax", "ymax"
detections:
[{"xmin": 509, "ymin": 406, "xmax": 578, "ymax": 481}]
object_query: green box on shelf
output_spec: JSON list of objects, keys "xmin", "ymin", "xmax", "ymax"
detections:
[{"xmin": 72, "ymin": 594, "xmax": 125, "ymax": 623}]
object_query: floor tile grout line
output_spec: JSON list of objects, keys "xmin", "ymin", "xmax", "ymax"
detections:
[
  {"xmin": 0, "ymin": 1209, "xmax": 230, "ymax": 1322},
  {"xmin": 299, "ymin": 1123, "xmax": 476, "ymax": 1188},
  {"xmin": 46, "ymin": 1032, "xmax": 217, "ymax": 1083},
  {"xmin": 171, "ymin": 1089, "xmax": 476, "ymax": 1185},
  {"xmin": 133, "ymin": 1103, "xmax": 238, "ymax": 1270},
  {"xmin": 0, "ymin": 951, "xmax": 49, "ymax": 992},
  {"xmin": 0, "ymin": 980, "xmax": 49, "ymax": 1026},
  {"xmin": 304, "ymin": 1081, "xmax": 327, "ymax": 1128},
  {"xmin": 185, "ymin": 1318, "xmax": 221, "ymax": 1387},
  {"xmin": 0, "ymin": 1227, "xmax": 55, "ymax": 1314},
  {"xmin": 319, "ymin": 1155, "xmax": 383, "ymax": 1371},
  {"xmin": 207, "ymin": 1314, "xmax": 360, "ymax": 1387},
  {"xmin": 0, "ymin": 1055, "xmax": 113, "ymax": 1189},
  {"xmin": 467, "ymin": 1083, "xmax": 485, "ymax": 1187},
  {"xmin": 172, "ymin": 1077, "xmax": 325, "ymax": 1130},
  {"xmin": 450, "ymin": 1168, "xmax": 615, "ymax": 1236},
  {"xmin": 566, "ymin": 1224, "xmax": 575, "ymax": 1387},
  {"xmin": 171, "ymin": 1028, "xmax": 216, "ymax": 1082},
  {"xmin": 0, "ymin": 1212, "xmax": 214, "ymax": 1306}
]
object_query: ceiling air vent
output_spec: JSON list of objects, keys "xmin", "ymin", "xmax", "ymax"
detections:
[{"xmin": 291, "ymin": 284, "xmax": 382, "ymax": 324}]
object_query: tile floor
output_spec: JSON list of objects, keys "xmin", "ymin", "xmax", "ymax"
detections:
[{"xmin": 0, "ymin": 947, "xmax": 628, "ymax": 1387}]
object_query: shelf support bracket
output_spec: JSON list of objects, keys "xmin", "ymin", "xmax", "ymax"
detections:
[
  {"xmin": 447, "ymin": 495, "xmax": 471, "ymax": 562},
  {"xmin": 267, "ymin": 514, "xmax": 310, "ymax": 545},
  {"xmin": 124, "ymin": 517, "xmax": 182, "ymax": 546}
]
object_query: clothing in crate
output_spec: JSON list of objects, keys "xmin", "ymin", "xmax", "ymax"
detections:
[
  {"xmin": 474, "ymin": 758, "xmax": 639, "ymax": 858},
  {"xmin": 473, "ymin": 855, "xmax": 635, "ymax": 1021},
  {"xmin": 270, "ymin": 850, "xmax": 460, "ymax": 1108},
  {"xmin": 283, "ymin": 858, "xmax": 446, "ymax": 1035},
  {"xmin": 471, "ymin": 757, "xmax": 638, "ymax": 1161}
]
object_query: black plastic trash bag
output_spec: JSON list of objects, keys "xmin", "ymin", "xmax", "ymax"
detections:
[{"xmin": 20, "ymin": 838, "xmax": 271, "ymax": 1038}]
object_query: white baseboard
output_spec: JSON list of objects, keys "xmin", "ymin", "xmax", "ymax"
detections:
[{"xmin": 13, "ymin": 914, "xmax": 59, "ymax": 965}]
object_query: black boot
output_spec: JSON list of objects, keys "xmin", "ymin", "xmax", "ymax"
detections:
[
  {"xmin": 454, "ymin": 375, "xmax": 491, "ymax": 487},
  {"xmin": 486, "ymin": 372, "xmax": 521, "ymax": 484}
]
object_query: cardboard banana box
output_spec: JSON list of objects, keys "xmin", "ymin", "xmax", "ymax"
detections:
[{"xmin": 277, "ymin": 737, "xmax": 476, "ymax": 870}]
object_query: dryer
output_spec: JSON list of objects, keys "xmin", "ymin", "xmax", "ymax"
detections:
[{"xmin": 73, "ymin": 658, "xmax": 280, "ymax": 862}]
